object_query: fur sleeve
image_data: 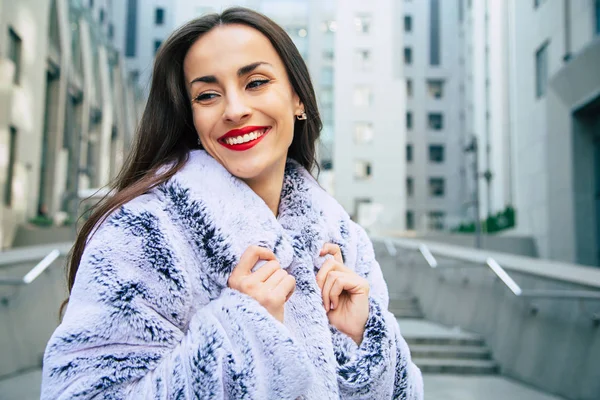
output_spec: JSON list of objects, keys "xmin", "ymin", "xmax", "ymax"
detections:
[
  {"xmin": 333, "ymin": 222, "xmax": 424, "ymax": 400},
  {"xmin": 41, "ymin": 206, "xmax": 312, "ymax": 399}
]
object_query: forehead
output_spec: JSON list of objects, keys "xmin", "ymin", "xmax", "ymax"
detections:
[{"xmin": 184, "ymin": 24, "xmax": 284, "ymax": 77}]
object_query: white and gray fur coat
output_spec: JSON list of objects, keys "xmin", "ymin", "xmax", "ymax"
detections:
[{"xmin": 42, "ymin": 150, "xmax": 423, "ymax": 399}]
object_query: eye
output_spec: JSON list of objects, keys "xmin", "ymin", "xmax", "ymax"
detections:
[
  {"xmin": 193, "ymin": 92, "xmax": 219, "ymax": 102},
  {"xmin": 247, "ymin": 79, "xmax": 270, "ymax": 89}
]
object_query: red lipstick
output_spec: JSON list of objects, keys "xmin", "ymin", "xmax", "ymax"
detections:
[{"xmin": 218, "ymin": 126, "xmax": 270, "ymax": 152}]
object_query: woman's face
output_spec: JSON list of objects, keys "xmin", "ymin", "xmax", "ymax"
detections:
[{"xmin": 183, "ymin": 24, "xmax": 304, "ymax": 181}]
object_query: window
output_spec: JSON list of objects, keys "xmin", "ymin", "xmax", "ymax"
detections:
[
  {"xmin": 429, "ymin": 145, "xmax": 445, "ymax": 162},
  {"xmin": 354, "ymin": 123, "xmax": 374, "ymax": 144},
  {"xmin": 154, "ymin": 40, "xmax": 162, "ymax": 54},
  {"xmin": 108, "ymin": 23, "xmax": 114, "ymax": 39},
  {"xmin": 406, "ymin": 79, "xmax": 413, "ymax": 98},
  {"xmin": 130, "ymin": 70, "xmax": 140, "ymax": 83},
  {"xmin": 4, "ymin": 127, "xmax": 17, "ymax": 206},
  {"xmin": 428, "ymin": 211, "xmax": 445, "ymax": 230},
  {"xmin": 429, "ymin": 177, "xmax": 445, "ymax": 197},
  {"xmin": 125, "ymin": 0, "xmax": 138, "ymax": 57},
  {"xmin": 8, "ymin": 28, "xmax": 22, "ymax": 84},
  {"xmin": 354, "ymin": 14, "xmax": 371, "ymax": 34},
  {"xmin": 427, "ymin": 79, "xmax": 444, "ymax": 99},
  {"xmin": 430, "ymin": 0, "xmax": 441, "ymax": 65},
  {"xmin": 534, "ymin": 0, "xmax": 546, "ymax": 8},
  {"xmin": 406, "ymin": 210, "xmax": 415, "ymax": 230},
  {"xmin": 406, "ymin": 112, "xmax": 413, "ymax": 129},
  {"xmin": 406, "ymin": 144, "xmax": 413, "ymax": 162},
  {"xmin": 354, "ymin": 49, "xmax": 372, "ymax": 71},
  {"xmin": 404, "ymin": 15, "xmax": 412, "ymax": 32},
  {"xmin": 90, "ymin": 0, "xmax": 94, "ymax": 7},
  {"xmin": 596, "ymin": 0, "xmax": 600, "ymax": 35},
  {"xmin": 99, "ymin": 8, "xmax": 105, "ymax": 23},
  {"xmin": 353, "ymin": 86, "xmax": 373, "ymax": 107},
  {"xmin": 155, "ymin": 8, "xmax": 165, "ymax": 25},
  {"xmin": 428, "ymin": 113, "xmax": 443, "ymax": 130},
  {"xmin": 404, "ymin": 47, "xmax": 413, "ymax": 65},
  {"xmin": 321, "ymin": 67, "xmax": 334, "ymax": 86},
  {"xmin": 535, "ymin": 41, "xmax": 549, "ymax": 98},
  {"xmin": 354, "ymin": 161, "xmax": 372, "ymax": 180},
  {"xmin": 323, "ymin": 50, "xmax": 334, "ymax": 60},
  {"xmin": 406, "ymin": 177, "xmax": 414, "ymax": 196}
]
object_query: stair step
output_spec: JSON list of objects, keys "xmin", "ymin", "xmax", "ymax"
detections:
[
  {"xmin": 391, "ymin": 311, "xmax": 424, "ymax": 319},
  {"xmin": 409, "ymin": 344, "xmax": 492, "ymax": 360},
  {"xmin": 405, "ymin": 335, "xmax": 485, "ymax": 347},
  {"xmin": 413, "ymin": 358, "xmax": 499, "ymax": 374}
]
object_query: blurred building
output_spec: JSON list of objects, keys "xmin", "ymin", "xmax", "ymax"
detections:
[
  {"xmin": 461, "ymin": 0, "xmax": 600, "ymax": 265},
  {"xmin": 0, "ymin": 0, "xmax": 143, "ymax": 248},
  {"xmin": 402, "ymin": 0, "xmax": 463, "ymax": 234}
]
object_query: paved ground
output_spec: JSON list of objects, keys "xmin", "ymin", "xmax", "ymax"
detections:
[{"xmin": 0, "ymin": 369, "xmax": 566, "ymax": 400}]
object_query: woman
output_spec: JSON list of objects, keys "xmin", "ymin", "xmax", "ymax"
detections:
[{"xmin": 42, "ymin": 7, "xmax": 423, "ymax": 399}]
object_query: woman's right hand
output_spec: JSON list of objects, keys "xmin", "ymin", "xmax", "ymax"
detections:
[{"xmin": 227, "ymin": 246, "xmax": 296, "ymax": 323}]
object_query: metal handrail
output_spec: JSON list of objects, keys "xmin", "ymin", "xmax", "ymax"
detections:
[
  {"xmin": 380, "ymin": 237, "xmax": 600, "ymax": 300},
  {"xmin": 0, "ymin": 249, "xmax": 62, "ymax": 286}
]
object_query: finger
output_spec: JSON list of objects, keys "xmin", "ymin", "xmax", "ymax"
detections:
[
  {"xmin": 315, "ymin": 259, "xmax": 338, "ymax": 291},
  {"xmin": 320, "ymin": 243, "xmax": 343, "ymax": 263},
  {"xmin": 328, "ymin": 275, "xmax": 349, "ymax": 311},
  {"xmin": 273, "ymin": 275, "xmax": 296, "ymax": 302},
  {"xmin": 322, "ymin": 271, "xmax": 343, "ymax": 311},
  {"xmin": 264, "ymin": 268, "xmax": 288, "ymax": 289},
  {"xmin": 234, "ymin": 246, "xmax": 276, "ymax": 278},
  {"xmin": 251, "ymin": 260, "xmax": 281, "ymax": 282}
]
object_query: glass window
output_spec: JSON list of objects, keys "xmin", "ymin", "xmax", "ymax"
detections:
[
  {"xmin": 99, "ymin": 8, "xmax": 105, "ymax": 23},
  {"xmin": 353, "ymin": 86, "xmax": 373, "ymax": 107},
  {"xmin": 406, "ymin": 177, "xmax": 414, "ymax": 197},
  {"xmin": 428, "ymin": 211, "xmax": 445, "ymax": 230},
  {"xmin": 404, "ymin": 47, "xmax": 412, "ymax": 65},
  {"xmin": 354, "ymin": 14, "xmax": 371, "ymax": 34},
  {"xmin": 406, "ymin": 144, "xmax": 413, "ymax": 162},
  {"xmin": 354, "ymin": 161, "xmax": 373, "ymax": 180},
  {"xmin": 8, "ymin": 27, "xmax": 22, "ymax": 84},
  {"xmin": 404, "ymin": 15, "xmax": 412, "ymax": 32},
  {"xmin": 428, "ymin": 113, "xmax": 443, "ymax": 130},
  {"xmin": 427, "ymin": 79, "xmax": 444, "ymax": 99},
  {"xmin": 406, "ymin": 210, "xmax": 415, "ymax": 230},
  {"xmin": 354, "ymin": 123, "xmax": 374, "ymax": 144},
  {"xmin": 323, "ymin": 49, "xmax": 335, "ymax": 60},
  {"xmin": 429, "ymin": 177, "xmax": 445, "ymax": 197},
  {"xmin": 154, "ymin": 40, "xmax": 162, "ymax": 54},
  {"xmin": 534, "ymin": 0, "xmax": 546, "ymax": 8},
  {"xmin": 535, "ymin": 41, "xmax": 549, "ymax": 98},
  {"xmin": 125, "ymin": 0, "xmax": 138, "ymax": 57},
  {"xmin": 430, "ymin": 0, "xmax": 440, "ymax": 65},
  {"xmin": 429, "ymin": 145, "xmax": 445, "ymax": 162},
  {"xmin": 155, "ymin": 8, "xmax": 165, "ymax": 25},
  {"xmin": 4, "ymin": 127, "xmax": 17, "ymax": 206},
  {"xmin": 406, "ymin": 79, "xmax": 413, "ymax": 98},
  {"xmin": 407, "ymin": 112, "xmax": 413, "ymax": 129},
  {"xmin": 354, "ymin": 49, "xmax": 372, "ymax": 71}
]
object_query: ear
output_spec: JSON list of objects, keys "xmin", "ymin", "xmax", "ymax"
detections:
[{"xmin": 292, "ymin": 92, "xmax": 304, "ymax": 116}]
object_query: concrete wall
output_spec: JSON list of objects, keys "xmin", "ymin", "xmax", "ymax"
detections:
[
  {"xmin": 375, "ymin": 239, "xmax": 600, "ymax": 400},
  {"xmin": 0, "ymin": 253, "xmax": 67, "ymax": 378}
]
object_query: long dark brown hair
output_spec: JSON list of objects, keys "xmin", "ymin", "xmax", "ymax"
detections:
[{"xmin": 61, "ymin": 7, "xmax": 322, "ymax": 314}]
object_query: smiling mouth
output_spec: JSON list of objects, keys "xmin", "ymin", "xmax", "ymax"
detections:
[{"xmin": 218, "ymin": 127, "xmax": 270, "ymax": 151}]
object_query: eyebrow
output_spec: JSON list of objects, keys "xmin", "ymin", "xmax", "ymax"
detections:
[{"xmin": 189, "ymin": 61, "xmax": 272, "ymax": 86}]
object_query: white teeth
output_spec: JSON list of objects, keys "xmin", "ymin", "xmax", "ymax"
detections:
[{"xmin": 224, "ymin": 129, "xmax": 266, "ymax": 145}]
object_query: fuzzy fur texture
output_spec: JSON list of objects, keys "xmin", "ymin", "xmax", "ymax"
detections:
[{"xmin": 42, "ymin": 150, "xmax": 423, "ymax": 399}]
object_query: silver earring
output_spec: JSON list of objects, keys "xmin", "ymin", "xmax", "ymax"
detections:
[
  {"xmin": 296, "ymin": 112, "xmax": 307, "ymax": 121},
  {"xmin": 197, "ymin": 138, "xmax": 201, "ymax": 146}
]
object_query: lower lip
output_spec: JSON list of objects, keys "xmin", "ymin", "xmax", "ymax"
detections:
[{"xmin": 219, "ymin": 128, "xmax": 270, "ymax": 152}]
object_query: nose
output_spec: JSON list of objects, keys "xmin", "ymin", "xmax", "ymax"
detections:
[{"xmin": 222, "ymin": 91, "xmax": 251, "ymax": 124}]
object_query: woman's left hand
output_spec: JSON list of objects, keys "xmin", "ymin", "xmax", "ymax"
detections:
[{"xmin": 316, "ymin": 243, "xmax": 370, "ymax": 345}]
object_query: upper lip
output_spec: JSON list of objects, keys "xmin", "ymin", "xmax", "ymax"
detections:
[{"xmin": 219, "ymin": 126, "xmax": 269, "ymax": 141}]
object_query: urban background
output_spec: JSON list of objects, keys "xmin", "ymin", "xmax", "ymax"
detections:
[{"xmin": 1, "ymin": 0, "xmax": 600, "ymax": 399}]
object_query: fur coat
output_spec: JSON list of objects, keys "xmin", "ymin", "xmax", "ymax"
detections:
[{"xmin": 41, "ymin": 150, "xmax": 423, "ymax": 399}]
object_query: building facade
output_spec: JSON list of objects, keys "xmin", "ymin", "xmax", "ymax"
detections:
[
  {"xmin": 401, "ymin": 0, "xmax": 463, "ymax": 233},
  {"xmin": 0, "ymin": 0, "xmax": 142, "ymax": 248}
]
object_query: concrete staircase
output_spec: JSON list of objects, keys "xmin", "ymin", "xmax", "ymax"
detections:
[{"xmin": 390, "ymin": 295, "xmax": 499, "ymax": 375}]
